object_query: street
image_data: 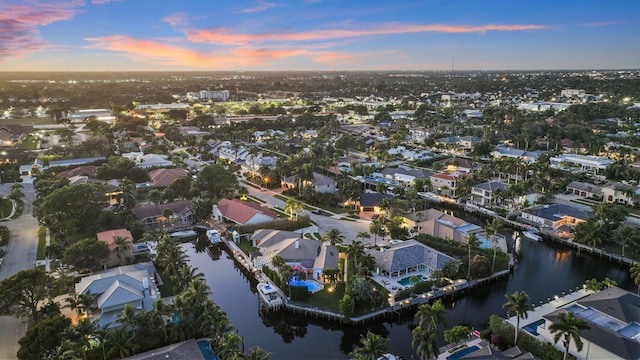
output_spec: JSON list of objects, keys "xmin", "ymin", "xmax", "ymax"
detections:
[
  {"xmin": 244, "ymin": 185, "xmax": 371, "ymax": 244},
  {"xmin": 0, "ymin": 182, "xmax": 39, "ymax": 360}
]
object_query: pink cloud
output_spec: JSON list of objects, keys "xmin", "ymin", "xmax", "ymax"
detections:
[
  {"xmin": 0, "ymin": 1, "xmax": 82, "ymax": 59},
  {"xmin": 238, "ymin": 1, "xmax": 278, "ymax": 14},
  {"xmin": 162, "ymin": 12, "xmax": 188, "ymax": 28},
  {"xmin": 84, "ymin": 35, "xmax": 308, "ymax": 68},
  {"xmin": 184, "ymin": 22, "xmax": 548, "ymax": 46}
]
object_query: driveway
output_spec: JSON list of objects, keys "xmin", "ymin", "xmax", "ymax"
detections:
[
  {"xmin": 244, "ymin": 185, "xmax": 370, "ymax": 244},
  {"xmin": 0, "ymin": 183, "xmax": 39, "ymax": 360}
]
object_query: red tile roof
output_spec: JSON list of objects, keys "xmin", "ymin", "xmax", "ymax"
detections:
[
  {"xmin": 96, "ymin": 228, "xmax": 133, "ymax": 251},
  {"xmin": 216, "ymin": 198, "xmax": 278, "ymax": 225}
]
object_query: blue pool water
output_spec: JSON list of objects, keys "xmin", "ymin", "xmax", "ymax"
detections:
[
  {"xmin": 523, "ymin": 319, "xmax": 545, "ymax": 336},
  {"xmin": 446, "ymin": 346, "xmax": 480, "ymax": 360},
  {"xmin": 398, "ymin": 275, "xmax": 427, "ymax": 286},
  {"xmin": 289, "ymin": 279, "xmax": 322, "ymax": 292},
  {"xmin": 478, "ymin": 237, "xmax": 492, "ymax": 249},
  {"xmin": 197, "ymin": 339, "xmax": 220, "ymax": 360}
]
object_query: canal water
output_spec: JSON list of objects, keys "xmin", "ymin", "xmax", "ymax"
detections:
[{"xmin": 185, "ymin": 224, "xmax": 635, "ymax": 359}]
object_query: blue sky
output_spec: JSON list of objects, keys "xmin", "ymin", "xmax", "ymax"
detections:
[{"xmin": 1, "ymin": 0, "xmax": 639, "ymax": 71}]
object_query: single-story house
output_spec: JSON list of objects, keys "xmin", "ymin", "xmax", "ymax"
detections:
[
  {"xmin": 212, "ymin": 198, "xmax": 278, "ymax": 226},
  {"xmin": 148, "ymin": 168, "xmax": 188, "ymax": 187},
  {"xmin": 520, "ymin": 203, "xmax": 592, "ymax": 229},
  {"xmin": 75, "ymin": 262, "xmax": 160, "ymax": 328},
  {"xmin": 132, "ymin": 200, "xmax": 194, "ymax": 231},
  {"xmin": 282, "ymin": 172, "xmax": 336, "ymax": 194},
  {"xmin": 358, "ymin": 192, "xmax": 394, "ymax": 213},
  {"xmin": 96, "ymin": 228, "xmax": 134, "ymax": 267},
  {"xmin": 252, "ymin": 229, "xmax": 338, "ymax": 282},
  {"xmin": 366, "ymin": 239, "xmax": 458, "ymax": 278},
  {"xmin": 407, "ymin": 209, "xmax": 483, "ymax": 243}
]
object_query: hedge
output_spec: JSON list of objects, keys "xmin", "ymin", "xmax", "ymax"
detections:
[{"xmin": 488, "ymin": 315, "xmax": 568, "ymax": 360}]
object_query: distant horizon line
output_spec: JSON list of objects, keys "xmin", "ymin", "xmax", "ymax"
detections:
[{"xmin": 0, "ymin": 68, "xmax": 639, "ymax": 73}]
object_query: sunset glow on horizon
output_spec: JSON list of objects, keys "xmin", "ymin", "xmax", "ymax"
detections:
[{"xmin": 1, "ymin": 0, "xmax": 638, "ymax": 71}]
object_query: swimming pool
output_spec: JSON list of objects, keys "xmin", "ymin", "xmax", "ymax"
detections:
[
  {"xmin": 446, "ymin": 346, "xmax": 480, "ymax": 360},
  {"xmin": 523, "ymin": 319, "xmax": 545, "ymax": 336},
  {"xmin": 478, "ymin": 237, "xmax": 492, "ymax": 249},
  {"xmin": 398, "ymin": 275, "xmax": 427, "ymax": 286},
  {"xmin": 197, "ymin": 339, "xmax": 220, "ymax": 360},
  {"xmin": 289, "ymin": 279, "xmax": 323, "ymax": 292}
]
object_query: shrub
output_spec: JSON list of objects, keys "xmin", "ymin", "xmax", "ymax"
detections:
[
  {"xmin": 338, "ymin": 294, "xmax": 355, "ymax": 317},
  {"xmin": 488, "ymin": 315, "xmax": 566, "ymax": 360}
]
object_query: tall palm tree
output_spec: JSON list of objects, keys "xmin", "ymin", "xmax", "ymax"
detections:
[
  {"xmin": 503, "ymin": 291, "xmax": 534, "ymax": 345},
  {"xmin": 444, "ymin": 325, "xmax": 471, "ymax": 347},
  {"xmin": 351, "ymin": 331, "xmax": 389, "ymax": 360},
  {"xmin": 346, "ymin": 241, "xmax": 365, "ymax": 275},
  {"xmin": 485, "ymin": 218, "xmax": 504, "ymax": 272},
  {"xmin": 113, "ymin": 235, "xmax": 131, "ymax": 266},
  {"xmin": 171, "ymin": 264, "xmax": 205, "ymax": 292},
  {"xmin": 466, "ymin": 233, "xmax": 481, "ymax": 279},
  {"xmin": 118, "ymin": 177, "xmax": 137, "ymax": 210},
  {"xmin": 549, "ymin": 311, "xmax": 591, "ymax": 360},
  {"xmin": 630, "ymin": 263, "xmax": 640, "ymax": 294},
  {"xmin": 184, "ymin": 278, "xmax": 212, "ymax": 305},
  {"xmin": 369, "ymin": 219, "xmax": 383, "ymax": 246},
  {"xmin": 284, "ymin": 197, "xmax": 305, "ymax": 221},
  {"xmin": 416, "ymin": 300, "xmax": 450, "ymax": 333},
  {"xmin": 322, "ymin": 228, "xmax": 344, "ymax": 246},
  {"xmin": 411, "ymin": 326, "xmax": 438, "ymax": 360}
]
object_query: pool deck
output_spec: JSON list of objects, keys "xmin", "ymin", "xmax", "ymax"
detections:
[{"xmin": 370, "ymin": 269, "xmax": 432, "ymax": 294}]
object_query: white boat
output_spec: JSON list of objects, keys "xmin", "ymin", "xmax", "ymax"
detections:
[
  {"xmin": 257, "ymin": 283, "xmax": 283, "ymax": 309},
  {"xmin": 522, "ymin": 230, "xmax": 542, "ymax": 242},
  {"xmin": 170, "ymin": 230, "xmax": 197, "ymax": 240},
  {"xmin": 206, "ymin": 229, "xmax": 222, "ymax": 243}
]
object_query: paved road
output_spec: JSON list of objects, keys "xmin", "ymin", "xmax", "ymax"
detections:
[
  {"xmin": 0, "ymin": 182, "xmax": 39, "ymax": 360},
  {"xmin": 244, "ymin": 185, "xmax": 370, "ymax": 244}
]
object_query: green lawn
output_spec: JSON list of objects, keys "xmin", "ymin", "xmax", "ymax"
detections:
[
  {"xmin": 37, "ymin": 226, "xmax": 47, "ymax": 260},
  {"xmin": 299, "ymin": 283, "xmax": 346, "ymax": 311},
  {"xmin": 20, "ymin": 135, "xmax": 39, "ymax": 150},
  {"xmin": 238, "ymin": 238, "xmax": 258, "ymax": 254}
]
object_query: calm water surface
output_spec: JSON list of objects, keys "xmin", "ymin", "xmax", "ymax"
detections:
[{"xmin": 185, "ymin": 225, "xmax": 634, "ymax": 359}]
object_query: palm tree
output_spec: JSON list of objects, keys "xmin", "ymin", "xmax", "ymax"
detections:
[
  {"xmin": 346, "ymin": 241, "xmax": 365, "ymax": 275},
  {"xmin": 416, "ymin": 300, "xmax": 449, "ymax": 333},
  {"xmin": 113, "ymin": 235, "xmax": 131, "ymax": 266},
  {"xmin": 630, "ymin": 263, "xmax": 640, "ymax": 294},
  {"xmin": 284, "ymin": 197, "xmax": 305, "ymax": 221},
  {"xmin": 503, "ymin": 291, "xmax": 534, "ymax": 345},
  {"xmin": 271, "ymin": 255, "xmax": 286, "ymax": 271},
  {"xmin": 184, "ymin": 278, "xmax": 211, "ymax": 305},
  {"xmin": 118, "ymin": 177, "xmax": 137, "ymax": 210},
  {"xmin": 484, "ymin": 219, "xmax": 504, "ymax": 272},
  {"xmin": 322, "ymin": 228, "xmax": 344, "ymax": 246},
  {"xmin": 322, "ymin": 267, "xmax": 341, "ymax": 290},
  {"xmin": 357, "ymin": 231, "xmax": 371, "ymax": 245},
  {"xmin": 411, "ymin": 326, "xmax": 438, "ymax": 360},
  {"xmin": 466, "ymin": 234, "xmax": 481, "ymax": 279},
  {"xmin": 444, "ymin": 325, "xmax": 471, "ymax": 347},
  {"xmin": 549, "ymin": 311, "xmax": 591, "ymax": 360},
  {"xmin": 246, "ymin": 346, "xmax": 272, "ymax": 360},
  {"xmin": 350, "ymin": 331, "xmax": 389, "ymax": 360},
  {"xmin": 584, "ymin": 278, "xmax": 601, "ymax": 294},
  {"xmin": 603, "ymin": 278, "xmax": 617, "ymax": 288},
  {"xmin": 369, "ymin": 219, "xmax": 383, "ymax": 246},
  {"xmin": 171, "ymin": 264, "xmax": 205, "ymax": 292}
]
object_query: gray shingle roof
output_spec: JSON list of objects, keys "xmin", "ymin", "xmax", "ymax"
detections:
[
  {"xmin": 366, "ymin": 240, "xmax": 457, "ymax": 274},
  {"xmin": 524, "ymin": 203, "xmax": 593, "ymax": 222}
]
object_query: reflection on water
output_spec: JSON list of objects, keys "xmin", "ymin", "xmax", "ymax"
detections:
[{"xmin": 182, "ymin": 218, "xmax": 635, "ymax": 359}]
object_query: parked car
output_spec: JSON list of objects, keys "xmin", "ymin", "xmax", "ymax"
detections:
[
  {"xmin": 311, "ymin": 209, "xmax": 322, "ymax": 215},
  {"xmin": 371, "ymin": 214, "xmax": 379, "ymax": 219}
]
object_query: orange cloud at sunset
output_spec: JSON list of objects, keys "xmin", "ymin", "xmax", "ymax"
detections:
[{"xmin": 184, "ymin": 23, "xmax": 548, "ymax": 46}]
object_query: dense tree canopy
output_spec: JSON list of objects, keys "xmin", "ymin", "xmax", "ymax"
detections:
[{"xmin": 0, "ymin": 268, "xmax": 54, "ymax": 320}]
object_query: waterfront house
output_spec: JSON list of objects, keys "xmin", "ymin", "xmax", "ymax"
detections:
[
  {"xmin": 212, "ymin": 198, "xmax": 278, "ymax": 226},
  {"xmin": 252, "ymin": 229, "xmax": 338, "ymax": 281},
  {"xmin": 406, "ymin": 208, "xmax": 483, "ymax": 243},
  {"xmin": 366, "ymin": 239, "xmax": 458, "ymax": 278},
  {"xmin": 430, "ymin": 171, "xmax": 468, "ymax": 197},
  {"xmin": 520, "ymin": 204, "xmax": 592, "ymax": 229},
  {"xmin": 491, "ymin": 145, "xmax": 543, "ymax": 163},
  {"xmin": 96, "ymin": 228, "xmax": 134, "ymax": 267},
  {"xmin": 534, "ymin": 287, "xmax": 640, "ymax": 360},
  {"xmin": 121, "ymin": 339, "xmax": 207, "ymax": 360},
  {"xmin": 75, "ymin": 262, "xmax": 159, "ymax": 328},
  {"xmin": 132, "ymin": 200, "xmax": 193, "ymax": 231},
  {"xmin": 469, "ymin": 181, "xmax": 509, "ymax": 206}
]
